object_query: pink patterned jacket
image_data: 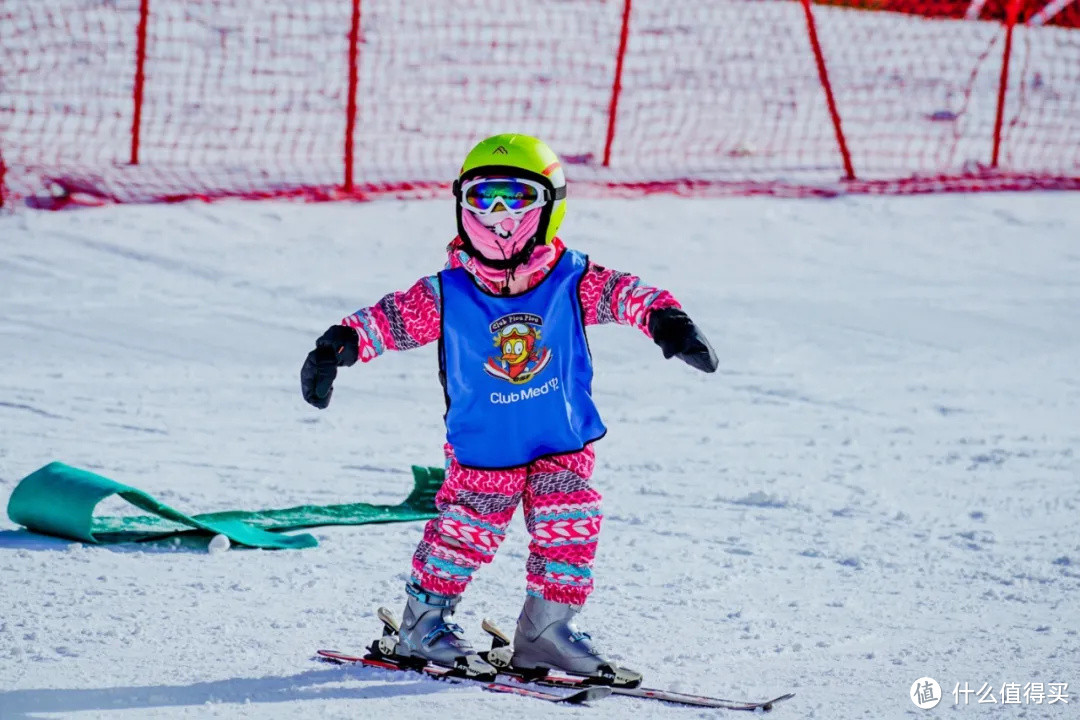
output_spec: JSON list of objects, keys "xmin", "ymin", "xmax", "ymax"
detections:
[{"xmin": 340, "ymin": 237, "xmax": 681, "ymax": 361}]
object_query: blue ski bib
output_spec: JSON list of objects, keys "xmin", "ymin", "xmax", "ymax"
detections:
[{"xmin": 439, "ymin": 250, "xmax": 607, "ymax": 468}]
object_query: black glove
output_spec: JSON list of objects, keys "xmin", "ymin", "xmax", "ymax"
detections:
[
  {"xmin": 301, "ymin": 325, "xmax": 360, "ymax": 409},
  {"xmin": 647, "ymin": 307, "xmax": 718, "ymax": 373}
]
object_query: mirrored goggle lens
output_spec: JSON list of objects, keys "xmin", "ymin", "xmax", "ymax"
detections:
[{"xmin": 464, "ymin": 179, "xmax": 543, "ymax": 212}]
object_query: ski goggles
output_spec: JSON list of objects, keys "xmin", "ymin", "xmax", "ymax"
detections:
[{"xmin": 459, "ymin": 177, "xmax": 550, "ymax": 218}]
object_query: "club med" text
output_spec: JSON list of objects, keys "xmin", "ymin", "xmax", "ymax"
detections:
[{"xmin": 490, "ymin": 377, "xmax": 560, "ymax": 405}]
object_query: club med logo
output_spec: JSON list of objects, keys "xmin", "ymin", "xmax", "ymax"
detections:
[
  {"xmin": 491, "ymin": 377, "xmax": 560, "ymax": 405},
  {"xmin": 484, "ymin": 313, "xmax": 552, "ymax": 385}
]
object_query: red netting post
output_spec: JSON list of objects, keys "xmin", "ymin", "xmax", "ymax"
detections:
[
  {"xmin": 130, "ymin": 0, "xmax": 150, "ymax": 165},
  {"xmin": 0, "ymin": 145, "xmax": 7, "ymax": 209},
  {"xmin": 991, "ymin": 0, "xmax": 1022, "ymax": 169},
  {"xmin": 602, "ymin": 0, "xmax": 633, "ymax": 167},
  {"xmin": 0, "ymin": 148, "xmax": 7, "ymax": 210},
  {"xmin": 800, "ymin": 0, "xmax": 855, "ymax": 180},
  {"xmin": 343, "ymin": 0, "xmax": 363, "ymax": 193}
]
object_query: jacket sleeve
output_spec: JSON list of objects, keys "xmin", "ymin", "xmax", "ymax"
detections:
[
  {"xmin": 578, "ymin": 261, "xmax": 681, "ymax": 337},
  {"xmin": 340, "ymin": 275, "xmax": 442, "ymax": 362}
]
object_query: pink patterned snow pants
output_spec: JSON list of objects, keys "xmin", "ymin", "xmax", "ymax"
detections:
[{"xmin": 410, "ymin": 443, "xmax": 602, "ymax": 606}]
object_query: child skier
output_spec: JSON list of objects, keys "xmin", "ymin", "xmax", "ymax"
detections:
[{"xmin": 301, "ymin": 134, "xmax": 717, "ymax": 683}]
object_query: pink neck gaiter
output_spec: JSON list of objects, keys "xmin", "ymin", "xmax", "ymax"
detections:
[{"xmin": 461, "ymin": 208, "xmax": 556, "ymax": 283}]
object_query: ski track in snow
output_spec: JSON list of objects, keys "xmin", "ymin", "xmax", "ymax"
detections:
[{"xmin": 1, "ymin": 194, "xmax": 1079, "ymax": 719}]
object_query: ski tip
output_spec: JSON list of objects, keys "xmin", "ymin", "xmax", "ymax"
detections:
[
  {"xmin": 761, "ymin": 692, "xmax": 796, "ymax": 711},
  {"xmin": 559, "ymin": 686, "xmax": 613, "ymax": 704}
]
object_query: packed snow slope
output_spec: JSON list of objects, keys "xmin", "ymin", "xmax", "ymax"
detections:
[{"xmin": 1, "ymin": 193, "xmax": 1078, "ymax": 719}]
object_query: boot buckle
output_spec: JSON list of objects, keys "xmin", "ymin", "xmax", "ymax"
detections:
[{"xmin": 422, "ymin": 622, "xmax": 466, "ymax": 648}]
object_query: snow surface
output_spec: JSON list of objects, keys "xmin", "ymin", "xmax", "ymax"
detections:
[{"xmin": 1, "ymin": 193, "xmax": 1079, "ymax": 719}]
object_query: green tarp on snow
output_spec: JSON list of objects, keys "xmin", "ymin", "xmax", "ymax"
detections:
[{"xmin": 6, "ymin": 461, "xmax": 443, "ymax": 550}]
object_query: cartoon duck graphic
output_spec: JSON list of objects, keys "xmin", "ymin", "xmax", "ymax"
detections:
[{"xmin": 484, "ymin": 322, "xmax": 552, "ymax": 385}]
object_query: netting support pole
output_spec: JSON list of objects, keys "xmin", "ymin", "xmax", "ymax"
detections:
[
  {"xmin": 991, "ymin": 0, "xmax": 1022, "ymax": 168},
  {"xmin": 603, "ymin": 0, "xmax": 633, "ymax": 167},
  {"xmin": 800, "ymin": 0, "xmax": 855, "ymax": 180},
  {"xmin": 130, "ymin": 0, "xmax": 150, "ymax": 165},
  {"xmin": 344, "ymin": 0, "xmax": 363, "ymax": 193},
  {"xmin": 0, "ymin": 147, "xmax": 7, "ymax": 209}
]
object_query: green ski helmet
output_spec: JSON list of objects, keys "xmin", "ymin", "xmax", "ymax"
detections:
[{"xmin": 453, "ymin": 133, "xmax": 567, "ymax": 270}]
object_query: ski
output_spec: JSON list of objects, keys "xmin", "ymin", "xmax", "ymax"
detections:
[
  {"xmin": 316, "ymin": 649, "xmax": 611, "ymax": 704},
  {"xmin": 480, "ymin": 618, "xmax": 795, "ymax": 712},
  {"xmin": 316, "ymin": 608, "xmax": 792, "ymax": 711},
  {"xmin": 501, "ymin": 667, "xmax": 793, "ymax": 712}
]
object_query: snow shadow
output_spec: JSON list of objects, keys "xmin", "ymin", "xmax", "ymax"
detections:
[
  {"xmin": 0, "ymin": 529, "xmax": 226, "ymax": 554},
  {"xmin": 0, "ymin": 667, "xmax": 448, "ymax": 718},
  {"xmin": 0, "ymin": 530, "xmax": 75, "ymax": 551}
]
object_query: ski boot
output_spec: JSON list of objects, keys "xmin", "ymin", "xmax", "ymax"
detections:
[
  {"xmin": 376, "ymin": 583, "xmax": 496, "ymax": 680},
  {"xmin": 490, "ymin": 595, "xmax": 643, "ymax": 688}
]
